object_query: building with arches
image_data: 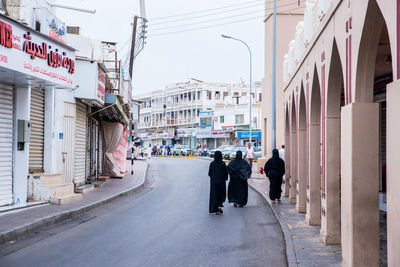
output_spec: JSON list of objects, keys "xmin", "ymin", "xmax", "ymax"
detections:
[{"xmin": 278, "ymin": 0, "xmax": 400, "ymax": 266}]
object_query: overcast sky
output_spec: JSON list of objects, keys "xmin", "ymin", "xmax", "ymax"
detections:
[{"xmin": 55, "ymin": 0, "xmax": 265, "ymax": 95}]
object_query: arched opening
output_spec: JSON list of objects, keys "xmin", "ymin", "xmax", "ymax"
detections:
[
  {"xmin": 322, "ymin": 40, "xmax": 345, "ymax": 245},
  {"xmin": 307, "ymin": 66, "xmax": 322, "ymax": 226},
  {"xmin": 284, "ymin": 104, "xmax": 291, "ymax": 197},
  {"xmin": 296, "ymin": 84, "xmax": 307, "ymax": 213},
  {"xmin": 342, "ymin": 0, "xmax": 392, "ymax": 265},
  {"xmin": 289, "ymin": 91, "xmax": 297, "ymax": 204}
]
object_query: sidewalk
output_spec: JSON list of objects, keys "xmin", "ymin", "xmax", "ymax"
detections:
[
  {"xmin": 248, "ymin": 169, "xmax": 342, "ymax": 267},
  {"xmin": 0, "ymin": 160, "xmax": 148, "ymax": 244}
]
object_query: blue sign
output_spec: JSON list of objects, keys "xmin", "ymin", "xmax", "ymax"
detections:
[{"xmin": 236, "ymin": 131, "xmax": 262, "ymax": 139}]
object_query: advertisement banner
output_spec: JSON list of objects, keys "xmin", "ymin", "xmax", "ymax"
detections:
[{"xmin": 113, "ymin": 126, "xmax": 128, "ymax": 173}]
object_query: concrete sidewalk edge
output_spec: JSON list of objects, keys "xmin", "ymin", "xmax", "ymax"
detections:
[
  {"xmin": 0, "ymin": 163, "xmax": 149, "ymax": 245},
  {"xmin": 248, "ymin": 181, "xmax": 298, "ymax": 267}
]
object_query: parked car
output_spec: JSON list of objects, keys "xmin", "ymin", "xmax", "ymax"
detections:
[
  {"xmin": 223, "ymin": 146, "xmax": 236, "ymax": 160},
  {"xmin": 174, "ymin": 145, "xmax": 192, "ymax": 155},
  {"xmin": 229, "ymin": 147, "xmax": 247, "ymax": 160},
  {"xmin": 209, "ymin": 145, "xmax": 233, "ymax": 158},
  {"xmin": 254, "ymin": 147, "xmax": 262, "ymax": 161}
]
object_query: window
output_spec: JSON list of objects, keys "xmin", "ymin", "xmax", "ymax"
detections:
[
  {"xmin": 242, "ymin": 92, "xmax": 246, "ymax": 96},
  {"xmin": 235, "ymin": 114, "xmax": 244, "ymax": 124},
  {"xmin": 35, "ymin": 21, "xmax": 41, "ymax": 32},
  {"xmin": 207, "ymin": 91, "xmax": 212, "ymax": 100},
  {"xmin": 220, "ymin": 116, "xmax": 224, "ymax": 123},
  {"xmin": 259, "ymin": 93, "xmax": 262, "ymax": 102}
]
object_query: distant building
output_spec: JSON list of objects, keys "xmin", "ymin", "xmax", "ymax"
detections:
[{"xmin": 136, "ymin": 80, "xmax": 262, "ymax": 149}]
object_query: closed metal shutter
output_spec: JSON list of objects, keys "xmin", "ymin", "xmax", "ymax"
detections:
[
  {"xmin": 74, "ymin": 101, "xmax": 87, "ymax": 185},
  {"xmin": 29, "ymin": 88, "xmax": 45, "ymax": 172},
  {"xmin": 0, "ymin": 84, "xmax": 13, "ymax": 206}
]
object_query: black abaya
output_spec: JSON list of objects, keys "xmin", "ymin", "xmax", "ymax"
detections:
[
  {"xmin": 264, "ymin": 149, "xmax": 285, "ymax": 201},
  {"xmin": 227, "ymin": 151, "xmax": 251, "ymax": 206},
  {"xmin": 208, "ymin": 151, "xmax": 228, "ymax": 213}
]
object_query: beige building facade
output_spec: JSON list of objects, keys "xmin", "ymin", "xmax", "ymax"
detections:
[
  {"xmin": 260, "ymin": 1, "xmax": 305, "ymax": 161},
  {"xmin": 280, "ymin": 0, "xmax": 400, "ymax": 266}
]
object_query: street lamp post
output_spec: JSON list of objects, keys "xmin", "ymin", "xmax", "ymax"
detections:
[{"xmin": 221, "ymin": 34, "xmax": 253, "ymax": 145}]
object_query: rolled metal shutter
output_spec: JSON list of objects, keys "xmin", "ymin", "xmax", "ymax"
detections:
[
  {"xmin": 0, "ymin": 84, "xmax": 13, "ymax": 206},
  {"xmin": 29, "ymin": 88, "xmax": 45, "ymax": 172},
  {"xmin": 74, "ymin": 101, "xmax": 87, "ymax": 185}
]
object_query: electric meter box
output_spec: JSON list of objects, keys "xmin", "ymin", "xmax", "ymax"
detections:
[{"xmin": 18, "ymin": 120, "xmax": 31, "ymax": 143}]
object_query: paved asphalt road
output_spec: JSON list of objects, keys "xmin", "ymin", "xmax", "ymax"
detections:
[{"xmin": 0, "ymin": 158, "xmax": 286, "ymax": 267}]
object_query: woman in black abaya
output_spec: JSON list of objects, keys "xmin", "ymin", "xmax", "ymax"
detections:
[
  {"xmin": 227, "ymin": 150, "xmax": 252, "ymax": 207},
  {"xmin": 264, "ymin": 149, "xmax": 285, "ymax": 204},
  {"xmin": 208, "ymin": 151, "xmax": 228, "ymax": 215}
]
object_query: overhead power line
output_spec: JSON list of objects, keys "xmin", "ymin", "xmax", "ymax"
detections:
[
  {"xmin": 148, "ymin": 1, "xmax": 305, "ymax": 34},
  {"xmin": 148, "ymin": 4, "xmax": 304, "ymax": 38},
  {"xmin": 149, "ymin": 0, "xmax": 264, "ymax": 20},
  {"xmin": 148, "ymin": 2, "xmax": 266, "ymax": 26},
  {"xmin": 149, "ymin": 9, "xmax": 265, "ymax": 31}
]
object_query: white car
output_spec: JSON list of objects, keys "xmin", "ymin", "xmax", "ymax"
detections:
[{"xmin": 174, "ymin": 145, "xmax": 192, "ymax": 155}]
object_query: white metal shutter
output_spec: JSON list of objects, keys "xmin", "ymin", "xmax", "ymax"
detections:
[
  {"xmin": 63, "ymin": 102, "xmax": 76, "ymax": 184},
  {"xmin": 74, "ymin": 101, "xmax": 87, "ymax": 185},
  {"xmin": 0, "ymin": 84, "xmax": 13, "ymax": 206},
  {"xmin": 29, "ymin": 88, "xmax": 45, "ymax": 172}
]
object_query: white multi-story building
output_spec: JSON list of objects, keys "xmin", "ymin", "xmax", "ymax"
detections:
[{"xmin": 136, "ymin": 80, "xmax": 262, "ymax": 149}]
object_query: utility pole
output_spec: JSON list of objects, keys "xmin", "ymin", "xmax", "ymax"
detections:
[
  {"xmin": 272, "ymin": 0, "xmax": 277, "ymax": 150},
  {"xmin": 129, "ymin": 15, "xmax": 138, "ymax": 79}
]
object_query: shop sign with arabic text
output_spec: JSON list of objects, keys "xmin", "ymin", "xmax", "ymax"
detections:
[{"xmin": 0, "ymin": 16, "xmax": 75, "ymax": 88}]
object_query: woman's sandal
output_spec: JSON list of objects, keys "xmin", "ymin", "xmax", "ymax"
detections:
[
  {"xmin": 233, "ymin": 204, "xmax": 238, "ymax": 208},
  {"xmin": 218, "ymin": 207, "xmax": 223, "ymax": 214}
]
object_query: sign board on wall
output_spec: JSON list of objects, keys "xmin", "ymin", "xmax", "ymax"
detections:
[
  {"xmin": 236, "ymin": 131, "xmax": 262, "ymax": 139},
  {"xmin": 162, "ymin": 129, "xmax": 174, "ymax": 139},
  {"xmin": 35, "ymin": 8, "xmax": 67, "ymax": 44},
  {"xmin": 0, "ymin": 15, "xmax": 75, "ymax": 88},
  {"xmin": 212, "ymin": 130, "xmax": 230, "ymax": 138},
  {"xmin": 177, "ymin": 129, "xmax": 192, "ymax": 137},
  {"xmin": 97, "ymin": 66, "xmax": 106, "ymax": 102},
  {"xmin": 199, "ymin": 111, "xmax": 213, "ymax": 127},
  {"xmin": 195, "ymin": 127, "xmax": 212, "ymax": 138}
]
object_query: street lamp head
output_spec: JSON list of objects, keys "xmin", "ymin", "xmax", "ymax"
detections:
[{"xmin": 221, "ymin": 34, "xmax": 232, "ymax": 39}]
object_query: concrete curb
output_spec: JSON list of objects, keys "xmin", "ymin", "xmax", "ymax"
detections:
[
  {"xmin": 0, "ymin": 163, "xmax": 148, "ymax": 245},
  {"xmin": 248, "ymin": 181, "xmax": 298, "ymax": 267}
]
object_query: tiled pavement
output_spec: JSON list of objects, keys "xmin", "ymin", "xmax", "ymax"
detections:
[{"xmin": 249, "ymin": 168, "xmax": 342, "ymax": 267}]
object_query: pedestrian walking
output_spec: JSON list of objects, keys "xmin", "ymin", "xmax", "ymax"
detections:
[
  {"xmin": 279, "ymin": 144, "xmax": 285, "ymax": 161},
  {"xmin": 264, "ymin": 149, "xmax": 285, "ymax": 204},
  {"xmin": 244, "ymin": 143, "xmax": 254, "ymax": 171},
  {"xmin": 146, "ymin": 144, "xmax": 152, "ymax": 159},
  {"xmin": 208, "ymin": 151, "xmax": 228, "ymax": 215},
  {"xmin": 227, "ymin": 150, "xmax": 252, "ymax": 207}
]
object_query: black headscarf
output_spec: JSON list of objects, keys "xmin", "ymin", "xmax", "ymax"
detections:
[
  {"xmin": 264, "ymin": 148, "xmax": 285, "ymax": 177},
  {"xmin": 227, "ymin": 150, "xmax": 251, "ymax": 180},
  {"xmin": 272, "ymin": 148, "xmax": 279, "ymax": 158},
  {"xmin": 214, "ymin": 150, "xmax": 223, "ymax": 162}
]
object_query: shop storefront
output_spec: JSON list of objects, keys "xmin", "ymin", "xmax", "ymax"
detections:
[
  {"xmin": 74, "ymin": 59, "xmax": 107, "ymax": 183},
  {"xmin": 0, "ymin": 14, "xmax": 75, "ymax": 206}
]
